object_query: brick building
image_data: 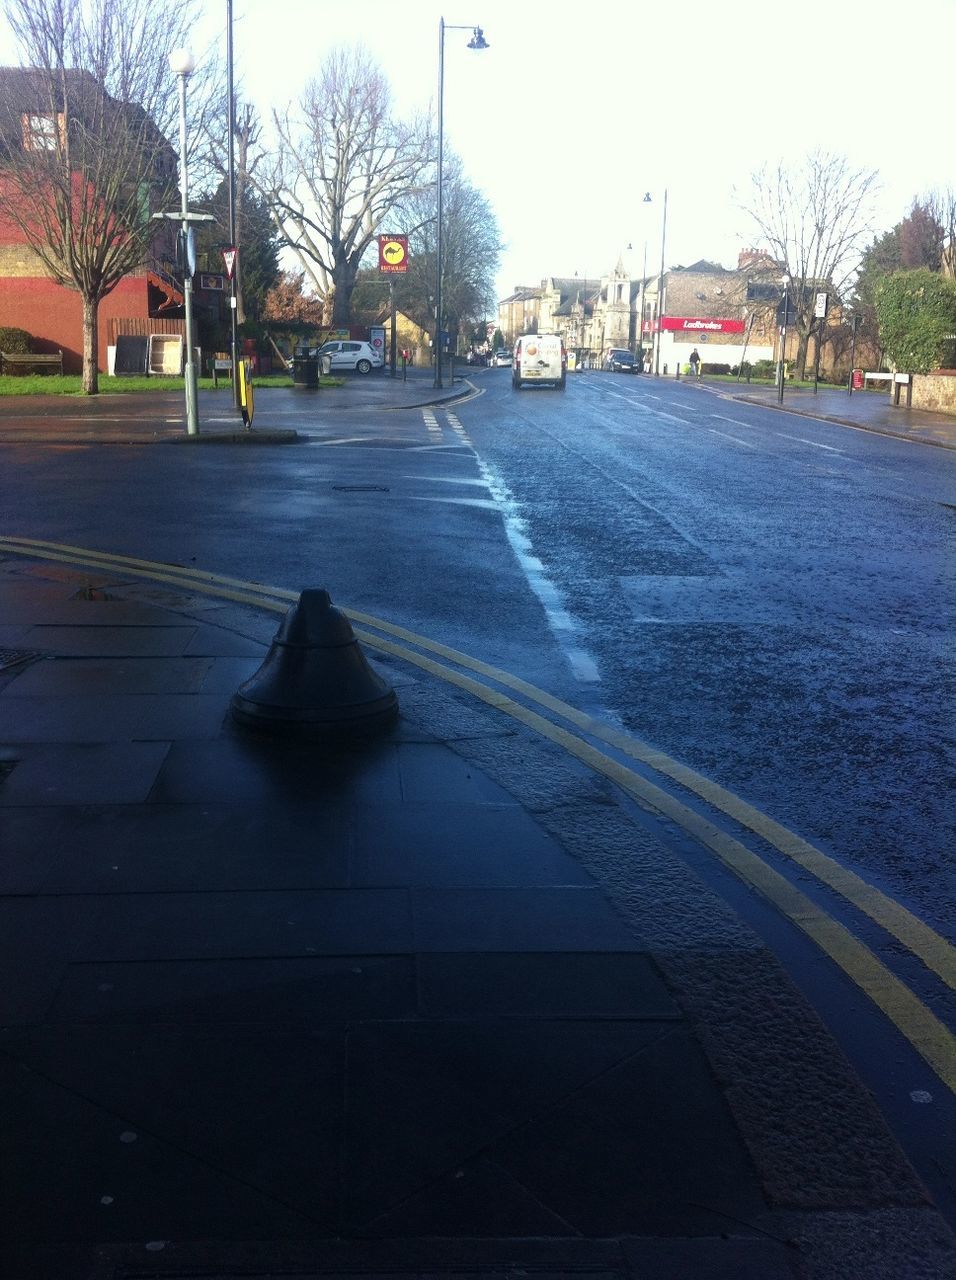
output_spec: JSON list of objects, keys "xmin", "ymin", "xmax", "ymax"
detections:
[{"xmin": 0, "ymin": 66, "xmax": 192, "ymax": 374}]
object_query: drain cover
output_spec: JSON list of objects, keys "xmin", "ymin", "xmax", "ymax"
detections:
[
  {"xmin": 332, "ymin": 484, "xmax": 390, "ymax": 492},
  {"xmin": 0, "ymin": 648, "xmax": 43, "ymax": 672}
]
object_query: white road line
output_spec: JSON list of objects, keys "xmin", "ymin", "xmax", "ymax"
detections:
[
  {"xmin": 711, "ymin": 415, "xmax": 754, "ymax": 428},
  {"xmin": 709, "ymin": 428, "xmax": 757, "ymax": 448},
  {"xmin": 777, "ymin": 433, "xmax": 844, "ymax": 453}
]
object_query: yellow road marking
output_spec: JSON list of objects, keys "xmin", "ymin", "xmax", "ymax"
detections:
[
  {"xmin": 2, "ymin": 535, "xmax": 954, "ymax": 1091},
  {"xmin": 356, "ymin": 631, "xmax": 956, "ymax": 1094},
  {"xmin": 3, "ymin": 534, "xmax": 951, "ymax": 994}
]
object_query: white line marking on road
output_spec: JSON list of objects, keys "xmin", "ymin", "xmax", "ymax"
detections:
[
  {"xmin": 778, "ymin": 433, "xmax": 844, "ymax": 453},
  {"xmin": 566, "ymin": 648, "xmax": 602, "ymax": 683},
  {"xmin": 408, "ymin": 495, "xmax": 499, "ymax": 510},
  {"xmin": 709, "ymin": 429, "xmax": 758, "ymax": 448},
  {"xmin": 400, "ymin": 475, "xmax": 491, "ymax": 486},
  {"xmin": 711, "ymin": 415, "xmax": 754, "ymax": 428},
  {"xmin": 317, "ymin": 436, "xmax": 378, "ymax": 446}
]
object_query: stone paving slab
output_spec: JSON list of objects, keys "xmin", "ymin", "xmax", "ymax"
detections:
[{"xmin": 0, "ymin": 564, "xmax": 953, "ymax": 1279}]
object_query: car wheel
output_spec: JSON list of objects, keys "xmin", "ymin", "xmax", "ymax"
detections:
[{"xmin": 356, "ymin": 359, "xmax": 372, "ymax": 374}]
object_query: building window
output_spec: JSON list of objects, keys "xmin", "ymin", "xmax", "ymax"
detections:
[{"xmin": 21, "ymin": 112, "xmax": 63, "ymax": 151}]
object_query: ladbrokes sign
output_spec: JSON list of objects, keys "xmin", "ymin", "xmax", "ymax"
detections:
[{"xmin": 661, "ymin": 317, "xmax": 745, "ymax": 333}]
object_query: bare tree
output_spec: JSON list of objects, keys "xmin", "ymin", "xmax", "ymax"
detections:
[
  {"xmin": 926, "ymin": 188, "xmax": 956, "ymax": 277},
  {"xmin": 0, "ymin": 0, "xmax": 211, "ymax": 393},
  {"xmin": 263, "ymin": 46, "xmax": 432, "ymax": 327},
  {"xmin": 199, "ymin": 98, "xmax": 267, "ymax": 326},
  {"xmin": 737, "ymin": 150, "xmax": 879, "ymax": 376},
  {"xmin": 393, "ymin": 152, "xmax": 500, "ymax": 341}
]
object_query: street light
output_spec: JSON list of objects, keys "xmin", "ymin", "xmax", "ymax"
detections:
[
  {"xmin": 226, "ymin": 0, "xmax": 240, "ymax": 410},
  {"xmin": 169, "ymin": 48, "xmax": 199, "ymax": 436},
  {"xmin": 644, "ymin": 189, "xmax": 668, "ymax": 376},
  {"xmin": 434, "ymin": 18, "xmax": 488, "ymax": 389},
  {"xmin": 627, "ymin": 240, "xmax": 649, "ymax": 367},
  {"xmin": 574, "ymin": 269, "xmax": 588, "ymax": 366}
]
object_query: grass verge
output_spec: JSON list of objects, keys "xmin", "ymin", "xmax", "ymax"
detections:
[{"xmin": 0, "ymin": 373, "xmax": 341, "ymax": 395}]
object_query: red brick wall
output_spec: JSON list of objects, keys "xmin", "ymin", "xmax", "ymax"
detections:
[
  {"xmin": 0, "ymin": 174, "xmax": 164, "ymax": 373},
  {"xmin": 0, "ymin": 274, "xmax": 150, "ymax": 373}
]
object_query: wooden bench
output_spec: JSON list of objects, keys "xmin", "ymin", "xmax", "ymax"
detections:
[{"xmin": 1, "ymin": 350, "xmax": 63, "ymax": 375}]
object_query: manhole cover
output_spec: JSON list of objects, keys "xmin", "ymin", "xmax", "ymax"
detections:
[
  {"xmin": 71, "ymin": 585, "xmax": 115, "ymax": 601},
  {"xmin": 0, "ymin": 648, "xmax": 43, "ymax": 672},
  {"xmin": 332, "ymin": 484, "xmax": 390, "ymax": 493}
]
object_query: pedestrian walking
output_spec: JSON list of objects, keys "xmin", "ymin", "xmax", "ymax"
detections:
[{"xmin": 689, "ymin": 347, "xmax": 701, "ymax": 379}]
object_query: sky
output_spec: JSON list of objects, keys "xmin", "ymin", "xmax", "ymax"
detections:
[{"xmin": 3, "ymin": 0, "xmax": 954, "ymax": 304}]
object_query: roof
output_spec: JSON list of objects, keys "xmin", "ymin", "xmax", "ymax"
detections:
[
  {"xmin": 679, "ymin": 259, "xmax": 730, "ymax": 274},
  {"xmin": 0, "ymin": 65, "xmax": 172, "ymax": 162},
  {"xmin": 500, "ymin": 286, "xmax": 542, "ymax": 304}
]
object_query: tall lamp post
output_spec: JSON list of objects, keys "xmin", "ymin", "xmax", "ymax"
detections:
[
  {"xmin": 226, "ymin": 0, "xmax": 240, "ymax": 409},
  {"xmin": 626, "ymin": 241, "xmax": 649, "ymax": 365},
  {"xmin": 170, "ymin": 49, "xmax": 199, "ymax": 436},
  {"xmin": 643, "ymin": 190, "xmax": 668, "ymax": 376},
  {"xmin": 434, "ymin": 18, "xmax": 488, "ymax": 389}
]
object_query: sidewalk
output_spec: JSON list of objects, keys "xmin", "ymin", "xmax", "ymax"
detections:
[
  {"xmin": 1, "ymin": 561, "xmax": 953, "ymax": 1278},
  {"xmin": 702, "ymin": 378, "xmax": 956, "ymax": 449}
]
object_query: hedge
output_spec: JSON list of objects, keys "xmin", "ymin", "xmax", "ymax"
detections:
[{"xmin": 0, "ymin": 327, "xmax": 32, "ymax": 354}]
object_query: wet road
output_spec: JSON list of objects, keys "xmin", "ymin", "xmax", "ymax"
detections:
[{"xmin": 464, "ymin": 371, "xmax": 956, "ymax": 944}]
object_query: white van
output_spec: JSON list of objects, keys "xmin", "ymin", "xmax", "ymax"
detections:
[{"xmin": 512, "ymin": 333, "xmax": 566, "ymax": 390}]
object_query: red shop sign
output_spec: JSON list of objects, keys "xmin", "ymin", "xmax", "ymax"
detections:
[{"xmin": 661, "ymin": 316, "xmax": 745, "ymax": 333}]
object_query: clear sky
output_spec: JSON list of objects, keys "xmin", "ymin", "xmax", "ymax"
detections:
[{"xmin": 4, "ymin": 0, "xmax": 954, "ymax": 303}]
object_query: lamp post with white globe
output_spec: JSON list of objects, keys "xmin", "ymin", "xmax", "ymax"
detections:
[{"xmin": 169, "ymin": 48, "xmax": 199, "ymax": 436}]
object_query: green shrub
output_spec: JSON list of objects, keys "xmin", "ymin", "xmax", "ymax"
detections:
[
  {"xmin": 752, "ymin": 358, "xmax": 776, "ymax": 379},
  {"xmin": 0, "ymin": 327, "xmax": 32, "ymax": 354},
  {"xmin": 875, "ymin": 269, "xmax": 956, "ymax": 373},
  {"xmin": 701, "ymin": 362, "xmax": 731, "ymax": 375}
]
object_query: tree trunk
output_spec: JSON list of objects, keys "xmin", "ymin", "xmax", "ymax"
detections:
[
  {"xmin": 330, "ymin": 258, "xmax": 357, "ymax": 327},
  {"xmin": 82, "ymin": 294, "xmax": 99, "ymax": 395},
  {"xmin": 796, "ymin": 328, "xmax": 811, "ymax": 380}
]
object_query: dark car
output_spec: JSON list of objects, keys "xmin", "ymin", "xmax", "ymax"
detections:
[{"xmin": 607, "ymin": 350, "xmax": 636, "ymax": 373}]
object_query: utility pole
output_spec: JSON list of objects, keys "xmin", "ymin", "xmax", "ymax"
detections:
[{"xmin": 226, "ymin": 0, "xmax": 241, "ymax": 409}]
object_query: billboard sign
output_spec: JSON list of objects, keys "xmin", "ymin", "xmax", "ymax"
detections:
[{"xmin": 378, "ymin": 234, "xmax": 409, "ymax": 273}]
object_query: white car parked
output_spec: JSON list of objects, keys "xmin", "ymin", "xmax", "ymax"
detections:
[{"xmin": 317, "ymin": 340, "xmax": 383, "ymax": 374}]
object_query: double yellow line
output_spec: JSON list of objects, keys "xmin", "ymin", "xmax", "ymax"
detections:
[{"xmin": 2, "ymin": 533, "xmax": 954, "ymax": 1092}]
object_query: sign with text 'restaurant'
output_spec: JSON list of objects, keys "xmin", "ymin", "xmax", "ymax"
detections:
[
  {"xmin": 661, "ymin": 317, "xmax": 746, "ymax": 333},
  {"xmin": 378, "ymin": 234, "xmax": 409, "ymax": 273}
]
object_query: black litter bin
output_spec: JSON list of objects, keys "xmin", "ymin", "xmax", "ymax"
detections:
[{"xmin": 292, "ymin": 349, "xmax": 319, "ymax": 389}]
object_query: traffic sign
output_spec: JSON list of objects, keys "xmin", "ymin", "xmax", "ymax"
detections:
[{"xmin": 378, "ymin": 234, "xmax": 408, "ymax": 274}]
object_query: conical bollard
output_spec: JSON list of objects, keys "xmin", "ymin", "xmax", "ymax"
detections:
[{"xmin": 230, "ymin": 589, "xmax": 398, "ymax": 737}]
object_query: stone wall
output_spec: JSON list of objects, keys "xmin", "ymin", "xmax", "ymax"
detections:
[{"xmin": 912, "ymin": 370, "xmax": 956, "ymax": 414}]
